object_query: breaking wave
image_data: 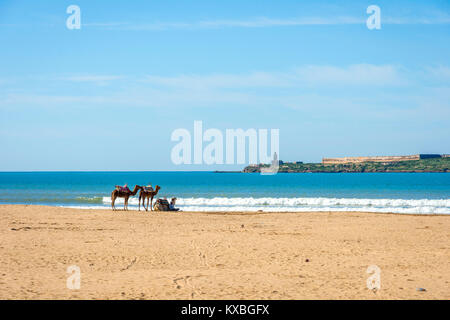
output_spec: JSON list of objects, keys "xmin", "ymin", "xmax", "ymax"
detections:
[
  {"xmin": 100, "ymin": 196, "xmax": 450, "ymax": 214},
  {"xmin": 75, "ymin": 196, "xmax": 103, "ymax": 204}
]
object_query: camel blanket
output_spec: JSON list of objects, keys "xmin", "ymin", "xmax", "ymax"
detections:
[
  {"xmin": 115, "ymin": 186, "xmax": 131, "ymax": 193},
  {"xmin": 154, "ymin": 199, "xmax": 170, "ymax": 211}
]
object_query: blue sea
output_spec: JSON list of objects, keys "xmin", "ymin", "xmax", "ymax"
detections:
[{"xmin": 0, "ymin": 172, "xmax": 449, "ymax": 214}]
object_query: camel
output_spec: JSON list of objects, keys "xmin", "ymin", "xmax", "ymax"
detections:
[
  {"xmin": 138, "ymin": 185, "xmax": 161, "ymax": 211},
  {"xmin": 111, "ymin": 185, "xmax": 142, "ymax": 211}
]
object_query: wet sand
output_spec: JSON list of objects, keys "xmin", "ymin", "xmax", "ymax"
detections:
[{"xmin": 0, "ymin": 205, "xmax": 448, "ymax": 299}]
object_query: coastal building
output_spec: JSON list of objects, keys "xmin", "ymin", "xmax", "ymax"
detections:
[
  {"xmin": 322, "ymin": 154, "xmax": 443, "ymax": 165},
  {"xmin": 271, "ymin": 152, "xmax": 283, "ymax": 166}
]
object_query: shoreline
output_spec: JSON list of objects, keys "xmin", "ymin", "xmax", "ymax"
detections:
[
  {"xmin": 5, "ymin": 204, "xmax": 450, "ymax": 217},
  {"xmin": 2, "ymin": 203, "xmax": 449, "ymax": 216},
  {"xmin": 1, "ymin": 204, "xmax": 449, "ymax": 299}
]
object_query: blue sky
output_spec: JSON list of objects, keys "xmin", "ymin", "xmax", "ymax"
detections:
[{"xmin": 0, "ymin": 0, "xmax": 449, "ymax": 170}]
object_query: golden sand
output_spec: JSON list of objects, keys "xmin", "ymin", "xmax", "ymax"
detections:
[{"xmin": 0, "ymin": 205, "xmax": 448, "ymax": 299}]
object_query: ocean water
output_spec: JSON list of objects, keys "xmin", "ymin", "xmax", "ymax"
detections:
[{"xmin": 0, "ymin": 172, "xmax": 449, "ymax": 214}]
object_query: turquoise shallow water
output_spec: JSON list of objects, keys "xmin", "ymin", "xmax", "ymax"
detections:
[{"xmin": 0, "ymin": 172, "xmax": 449, "ymax": 214}]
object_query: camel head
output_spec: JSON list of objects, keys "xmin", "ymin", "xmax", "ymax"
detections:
[
  {"xmin": 131, "ymin": 185, "xmax": 142, "ymax": 195},
  {"xmin": 155, "ymin": 185, "xmax": 161, "ymax": 193}
]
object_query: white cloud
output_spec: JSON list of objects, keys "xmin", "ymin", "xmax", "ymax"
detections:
[
  {"xmin": 425, "ymin": 66, "xmax": 450, "ymax": 81},
  {"xmin": 60, "ymin": 75, "xmax": 123, "ymax": 85},
  {"xmin": 0, "ymin": 93, "xmax": 108, "ymax": 106},
  {"xmin": 144, "ymin": 72, "xmax": 291, "ymax": 89},
  {"xmin": 294, "ymin": 64, "xmax": 407, "ymax": 86},
  {"xmin": 85, "ymin": 17, "xmax": 364, "ymax": 31},
  {"xmin": 384, "ymin": 11, "xmax": 450, "ymax": 25},
  {"xmin": 1, "ymin": 65, "xmax": 448, "ymax": 115},
  {"xmin": 85, "ymin": 12, "xmax": 450, "ymax": 31},
  {"xmin": 190, "ymin": 16, "xmax": 364, "ymax": 28},
  {"xmin": 144, "ymin": 64, "xmax": 407, "ymax": 89}
]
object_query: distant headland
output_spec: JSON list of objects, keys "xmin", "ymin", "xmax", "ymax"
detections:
[{"xmin": 241, "ymin": 154, "xmax": 450, "ymax": 173}]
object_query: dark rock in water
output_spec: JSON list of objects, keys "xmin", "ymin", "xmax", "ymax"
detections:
[{"xmin": 416, "ymin": 288, "xmax": 426, "ymax": 292}]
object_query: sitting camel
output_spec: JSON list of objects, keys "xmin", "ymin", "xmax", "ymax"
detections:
[
  {"xmin": 138, "ymin": 185, "xmax": 161, "ymax": 211},
  {"xmin": 111, "ymin": 185, "xmax": 142, "ymax": 211}
]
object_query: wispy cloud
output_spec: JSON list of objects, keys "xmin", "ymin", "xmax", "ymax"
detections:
[
  {"xmin": 1, "ymin": 64, "xmax": 448, "ymax": 117},
  {"xmin": 84, "ymin": 17, "xmax": 363, "ymax": 31},
  {"xmin": 425, "ymin": 66, "xmax": 450, "ymax": 81},
  {"xmin": 144, "ymin": 72, "xmax": 290, "ymax": 89},
  {"xmin": 61, "ymin": 75, "xmax": 123, "ymax": 85},
  {"xmin": 144, "ymin": 64, "xmax": 407, "ymax": 89},
  {"xmin": 85, "ymin": 12, "xmax": 450, "ymax": 31},
  {"xmin": 294, "ymin": 64, "xmax": 408, "ymax": 86},
  {"xmin": 383, "ymin": 11, "xmax": 450, "ymax": 25},
  {"xmin": 4, "ymin": 13, "xmax": 449, "ymax": 30}
]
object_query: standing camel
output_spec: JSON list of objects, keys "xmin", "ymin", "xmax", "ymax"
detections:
[
  {"xmin": 138, "ymin": 185, "xmax": 161, "ymax": 211},
  {"xmin": 111, "ymin": 185, "xmax": 142, "ymax": 211}
]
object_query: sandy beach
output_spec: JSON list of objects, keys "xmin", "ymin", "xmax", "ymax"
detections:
[{"xmin": 0, "ymin": 205, "xmax": 448, "ymax": 299}]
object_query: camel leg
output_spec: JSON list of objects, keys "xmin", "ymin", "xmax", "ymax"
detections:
[
  {"xmin": 146, "ymin": 197, "xmax": 149, "ymax": 212},
  {"xmin": 111, "ymin": 193, "xmax": 116, "ymax": 211},
  {"xmin": 138, "ymin": 194, "xmax": 141, "ymax": 211},
  {"xmin": 145, "ymin": 196, "xmax": 148, "ymax": 211},
  {"xmin": 124, "ymin": 197, "xmax": 127, "ymax": 211},
  {"xmin": 150, "ymin": 196, "xmax": 154, "ymax": 211}
]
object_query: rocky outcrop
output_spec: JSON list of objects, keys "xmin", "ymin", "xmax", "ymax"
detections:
[{"xmin": 242, "ymin": 157, "xmax": 450, "ymax": 173}]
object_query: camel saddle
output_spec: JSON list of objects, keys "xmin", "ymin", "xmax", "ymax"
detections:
[
  {"xmin": 115, "ymin": 185, "xmax": 131, "ymax": 193},
  {"xmin": 143, "ymin": 186, "xmax": 154, "ymax": 192},
  {"xmin": 153, "ymin": 199, "xmax": 170, "ymax": 211}
]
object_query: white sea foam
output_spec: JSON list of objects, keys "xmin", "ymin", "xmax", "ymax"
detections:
[{"xmin": 99, "ymin": 196, "xmax": 450, "ymax": 214}]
